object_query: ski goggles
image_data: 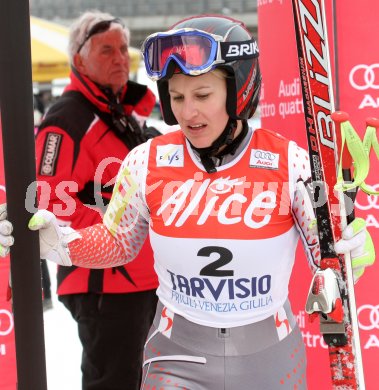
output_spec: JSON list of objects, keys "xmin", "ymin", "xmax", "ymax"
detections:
[
  {"xmin": 142, "ymin": 28, "xmax": 259, "ymax": 81},
  {"xmin": 77, "ymin": 18, "xmax": 125, "ymax": 53}
]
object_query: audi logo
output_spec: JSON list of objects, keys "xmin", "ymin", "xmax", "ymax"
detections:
[
  {"xmin": 355, "ymin": 184, "xmax": 379, "ymax": 210},
  {"xmin": 254, "ymin": 150, "xmax": 275, "ymax": 160},
  {"xmin": 358, "ymin": 304, "xmax": 379, "ymax": 331},
  {"xmin": 349, "ymin": 64, "xmax": 379, "ymax": 90}
]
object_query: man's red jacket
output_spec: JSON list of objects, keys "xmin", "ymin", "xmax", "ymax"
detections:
[{"xmin": 35, "ymin": 70, "xmax": 158, "ymax": 295}]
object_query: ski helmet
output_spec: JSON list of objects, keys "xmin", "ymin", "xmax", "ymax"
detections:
[{"xmin": 142, "ymin": 14, "xmax": 262, "ymax": 126}]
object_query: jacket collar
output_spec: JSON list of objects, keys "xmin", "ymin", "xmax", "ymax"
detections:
[{"xmin": 64, "ymin": 68, "xmax": 128, "ymax": 114}]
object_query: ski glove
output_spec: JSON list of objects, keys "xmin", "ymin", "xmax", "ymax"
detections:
[
  {"xmin": 28, "ymin": 210, "xmax": 81, "ymax": 266},
  {"xmin": 0, "ymin": 204, "xmax": 14, "ymax": 257},
  {"xmin": 0, "ymin": 205, "xmax": 81, "ymax": 266},
  {"xmin": 334, "ymin": 218, "xmax": 375, "ymax": 282}
]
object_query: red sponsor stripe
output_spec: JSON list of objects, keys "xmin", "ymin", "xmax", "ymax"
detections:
[{"xmin": 236, "ymin": 65, "xmax": 255, "ymax": 115}]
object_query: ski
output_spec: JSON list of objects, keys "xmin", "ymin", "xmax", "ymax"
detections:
[
  {"xmin": 0, "ymin": 1, "xmax": 48, "ymax": 389},
  {"xmin": 291, "ymin": 0, "xmax": 365, "ymax": 388}
]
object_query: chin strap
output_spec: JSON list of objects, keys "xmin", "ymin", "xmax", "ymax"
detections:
[
  {"xmin": 216, "ymin": 120, "xmax": 249, "ymax": 157},
  {"xmin": 190, "ymin": 118, "xmax": 238, "ymax": 173},
  {"xmin": 190, "ymin": 119, "xmax": 248, "ymax": 173}
]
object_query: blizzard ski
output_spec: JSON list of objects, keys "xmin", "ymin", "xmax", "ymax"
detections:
[{"xmin": 291, "ymin": 0, "xmax": 365, "ymax": 388}]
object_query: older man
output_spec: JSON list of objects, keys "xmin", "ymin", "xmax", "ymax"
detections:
[{"xmin": 35, "ymin": 10, "xmax": 158, "ymax": 390}]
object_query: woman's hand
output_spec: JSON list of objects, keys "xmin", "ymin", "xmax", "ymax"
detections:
[
  {"xmin": 0, "ymin": 204, "xmax": 80, "ymax": 266},
  {"xmin": 335, "ymin": 218, "xmax": 375, "ymax": 282}
]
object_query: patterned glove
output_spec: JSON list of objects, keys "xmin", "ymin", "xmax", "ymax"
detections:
[
  {"xmin": 334, "ymin": 218, "xmax": 375, "ymax": 282},
  {"xmin": 28, "ymin": 209, "xmax": 81, "ymax": 266}
]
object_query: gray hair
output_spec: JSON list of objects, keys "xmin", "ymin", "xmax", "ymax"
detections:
[{"xmin": 68, "ymin": 10, "xmax": 130, "ymax": 65}]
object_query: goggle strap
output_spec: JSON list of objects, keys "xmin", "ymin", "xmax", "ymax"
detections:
[{"xmin": 220, "ymin": 40, "xmax": 259, "ymax": 61}]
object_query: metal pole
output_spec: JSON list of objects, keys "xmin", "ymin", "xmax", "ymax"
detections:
[{"xmin": 0, "ymin": 0, "xmax": 48, "ymax": 388}]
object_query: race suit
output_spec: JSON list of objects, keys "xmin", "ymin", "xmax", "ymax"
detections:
[{"xmin": 69, "ymin": 125, "xmax": 320, "ymax": 389}]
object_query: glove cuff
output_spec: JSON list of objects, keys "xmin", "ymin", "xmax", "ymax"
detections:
[{"xmin": 60, "ymin": 226, "xmax": 82, "ymax": 245}]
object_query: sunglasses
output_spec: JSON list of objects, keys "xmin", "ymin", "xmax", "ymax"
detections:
[{"xmin": 77, "ymin": 18, "xmax": 125, "ymax": 53}]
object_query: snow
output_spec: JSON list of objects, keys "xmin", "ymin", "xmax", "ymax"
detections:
[{"xmin": 43, "ymin": 262, "xmax": 82, "ymax": 389}]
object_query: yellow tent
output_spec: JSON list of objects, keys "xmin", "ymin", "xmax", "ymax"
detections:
[{"xmin": 30, "ymin": 17, "xmax": 141, "ymax": 83}]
